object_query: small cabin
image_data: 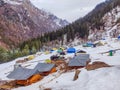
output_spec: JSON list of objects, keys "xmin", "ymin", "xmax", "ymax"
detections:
[
  {"xmin": 68, "ymin": 54, "xmax": 90, "ymax": 70},
  {"xmin": 7, "ymin": 67, "xmax": 42, "ymax": 86},
  {"xmin": 34, "ymin": 63, "xmax": 56, "ymax": 76}
]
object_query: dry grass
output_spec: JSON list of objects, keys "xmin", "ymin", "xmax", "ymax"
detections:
[
  {"xmin": 86, "ymin": 61, "xmax": 110, "ymax": 70},
  {"xmin": 44, "ymin": 88, "xmax": 52, "ymax": 90}
]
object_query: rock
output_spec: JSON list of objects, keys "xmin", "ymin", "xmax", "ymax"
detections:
[
  {"xmin": 73, "ymin": 70, "xmax": 80, "ymax": 81},
  {"xmin": 0, "ymin": 0, "xmax": 5, "ymax": 7}
]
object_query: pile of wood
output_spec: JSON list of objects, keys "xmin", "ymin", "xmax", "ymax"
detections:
[
  {"xmin": 50, "ymin": 55, "xmax": 59, "ymax": 60},
  {"xmin": 44, "ymin": 88, "xmax": 52, "ymax": 90},
  {"xmin": 0, "ymin": 88, "xmax": 11, "ymax": 90},
  {"xmin": 16, "ymin": 58, "xmax": 28, "ymax": 63},
  {"xmin": 0, "ymin": 80, "xmax": 7, "ymax": 86},
  {"xmin": 52, "ymin": 60, "xmax": 68, "ymax": 71},
  {"xmin": 86, "ymin": 61, "xmax": 110, "ymax": 70},
  {"xmin": 0, "ymin": 80, "xmax": 16, "ymax": 90}
]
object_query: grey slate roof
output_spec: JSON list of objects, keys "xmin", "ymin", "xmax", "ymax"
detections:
[
  {"xmin": 34, "ymin": 63, "xmax": 55, "ymax": 72},
  {"xmin": 68, "ymin": 54, "xmax": 90, "ymax": 67},
  {"xmin": 7, "ymin": 63, "xmax": 55, "ymax": 80},
  {"xmin": 7, "ymin": 67, "xmax": 38, "ymax": 80}
]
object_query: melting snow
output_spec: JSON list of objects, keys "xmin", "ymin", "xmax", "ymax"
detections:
[
  {"xmin": 4, "ymin": 0, "xmax": 22, "ymax": 5},
  {"xmin": 0, "ymin": 38, "xmax": 120, "ymax": 90}
]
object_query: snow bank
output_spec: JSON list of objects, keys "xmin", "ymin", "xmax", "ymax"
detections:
[{"xmin": 0, "ymin": 38, "xmax": 120, "ymax": 90}]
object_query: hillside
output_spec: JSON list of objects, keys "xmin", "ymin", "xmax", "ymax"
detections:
[
  {"xmin": 76, "ymin": 0, "xmax": 120, "ymax": 41},
  {"xmin": 8, "ymin": 0, "xmax": 120, "ymax": 64},
  {"xmin": 0, "ymin": 37, "xmax": 120, "ymax": 90},
  {"xmin": 40, "ymin": 0, "xmax": 120, "ymax": 44},
  {"xmin": 0, "ymin": 0, "xmax": 68, "ymax": 49},
  {"xmin": 1, "ymin": 0, "xmax": 120, "ymax": 88}
]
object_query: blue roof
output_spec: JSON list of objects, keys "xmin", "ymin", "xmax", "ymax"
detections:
[
  {"xmin": 102, "ymin": 38, "xmax": 106, "ymax": 40},
  {"xmin": 87, "ymin": 42, "xmax": 94, "ymax": 45},
  {"xmin": 67, "ymin": 48, "xmax": 76, "ymax": 53},
  {"xmin": 118, "ymin": 36, "xmax": 120, "ymax": 39},
  {"xmin": 50, "ymin": 50, "xmax": 54, "ymax": 53}
]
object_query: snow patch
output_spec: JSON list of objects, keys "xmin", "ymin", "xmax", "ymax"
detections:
[
  {"xmin": 1, "ymin": 38, "xmax": 120, "ymax": 90},
  {"xmin": 4, "ymin": 0, "xmax": 22, "ymax": 5}
]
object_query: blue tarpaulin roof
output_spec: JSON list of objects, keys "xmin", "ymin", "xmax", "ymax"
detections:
[
  {"xmin": 118, "ymin": 36, "xmax": 120, "ymax": 39},
  {"xmin": 67, "ymin": 47, "xmax": 76, "ymax": 53}
]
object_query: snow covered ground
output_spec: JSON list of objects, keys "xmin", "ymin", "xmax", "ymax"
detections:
[{"xmin": 1, "ymin": 38, "xmax": 120, "ymax": 90}]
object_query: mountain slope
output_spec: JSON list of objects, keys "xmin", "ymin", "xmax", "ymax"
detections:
[
  {"xmin": 0, "ymin": 0, "xmax": 68, "ymax": 49},
  {"xmin": 88, "ymin": 6, "xmax": 120, "ymax": 40},
  {"xmin": 48, "ymin": 0, "xmax": 120, "ymax": 44},
  {"xmin": 77, "ymin": 0, "xmax": 120, "ymax": 41}
]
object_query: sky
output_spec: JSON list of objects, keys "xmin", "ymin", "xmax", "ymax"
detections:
[{"xmin": 30, "ymin": 0, "xmax": 105, "ymax": 22}]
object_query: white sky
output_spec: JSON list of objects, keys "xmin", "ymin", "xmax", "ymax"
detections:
[{"xmin": 30, "ymin": 0, "xmax": 105, "ymax": 22}]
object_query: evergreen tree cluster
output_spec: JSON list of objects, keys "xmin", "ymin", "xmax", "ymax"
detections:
[
  {"xmin": 80, "ymin": 0, "xmax": 120, "ymax": 30},
  {"xmin": 1, "ymin": 0, "xmax": 120, "ymax": 63},
  {"xmin": 20, "ymin": 0, "xmax": 120, "ymax": 51},
  {"xmin": 0, "ymin": 47, "xmax": 22, "ymax": 63}
]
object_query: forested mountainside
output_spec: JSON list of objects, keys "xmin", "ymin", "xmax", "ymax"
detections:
[
  {"xmin": 1, "ymin": 0, "xmax": 120, "ymax": 63},
  {"xmin": 60, "ymin": 0, "xmax": 120, "ymax": 42},
  {"xmin": 21, "ymin": 0, "xmax": 120, "ymax": 49},
  {"xmin": 0, "ymin": 0, "xmax": 68, "ymax": 49}
]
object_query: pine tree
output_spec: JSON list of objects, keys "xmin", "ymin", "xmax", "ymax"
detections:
[{"xmin": 22, "ymin": 44, "xmax": 29, "ymax": 55}]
